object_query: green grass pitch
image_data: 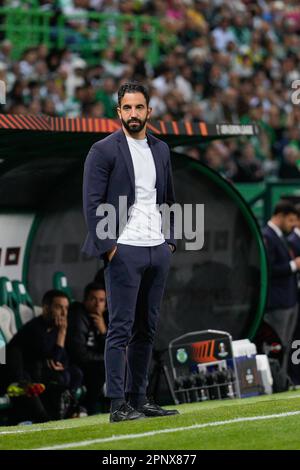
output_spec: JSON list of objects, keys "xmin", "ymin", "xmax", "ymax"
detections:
[{"xmin": 1, "ymin": 390, "xmax": 300, "ymax": 450}]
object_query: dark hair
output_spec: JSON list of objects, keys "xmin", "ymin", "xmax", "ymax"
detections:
[
  {"xmin": 118, "ymin": 81, "xmax": 150, "ymax": 107},
  {"xmin": 84, "ymin": 282, "xmax": 105, "ymax": 301},
  {"xmin": 42, "ymin": 289, "xmax": 69, "ymax": 306},
  {"xmin": 273, "ymin": 200, "xmax": 298, "ymax": 216}
]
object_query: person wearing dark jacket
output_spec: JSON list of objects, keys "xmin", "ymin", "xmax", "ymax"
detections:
[
  {"xmin": 262, "ymin": 200, "xmax": 300, "ymax": 376},
  {"xmin": 287, "ymin": 205, "xmax": 300, "ymax": 384},
  {"xmin": 82, "ymin": 82, "xmax": 178, "ymax": 423},
  {"xmin": 67, "ymin": 282, "xmax": 108, "ymax": 414},
  {"xmin": 5, "ymin": 290, "xmax": 83, "ymax": 422}
]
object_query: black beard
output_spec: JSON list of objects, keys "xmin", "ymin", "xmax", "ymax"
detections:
[{"xmin": 122, "ymin": 117, "xmax": 147, "ymax": 134}]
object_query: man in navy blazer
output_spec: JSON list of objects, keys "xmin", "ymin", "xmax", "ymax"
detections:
[
  {"xmin": 262, "ymin": 200, "xmax": 300, "ymax": 376},
  {"xmin": 287, "ymin": 204, "xmax": 300, "ymax": 383},
  {"xmin": 288, "ymin": 205, "xmax": 300, "ymax": 258},
  {"xmin": 82, "ymin": 82, "xmax": 178, "ymax": 422}
]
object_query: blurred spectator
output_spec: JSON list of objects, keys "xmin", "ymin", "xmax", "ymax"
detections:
[
  {"xmin": 233, "ymin": 142, "xmax": 265, "ymax": 182},
  {"xmin": 212, "ymin": 16, "xmax": 236, "ymax": 51},
  {"xmin": 203, "ymin": 141, "xmax": 236, "ymax": 180},
  {"xmin": 200, "ymin": 88, "xmax": 225, "ymax": 123},
  {"xmin": 67, "ymin": 282, "xmax": 108, "ymax": 415},
  {"xmin": 95, "ymin": 76, "xmax": 117, "ymax": 118},
  {"xmin": 279, "ymin": 145, "xmax": 300, "ymax": 179},
  {"xmin": 4, "ymin": 290, "xmax": 83, "ymax": 422}
]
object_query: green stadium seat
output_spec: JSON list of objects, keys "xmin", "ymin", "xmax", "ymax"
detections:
[
  {"xmin": 0, "ymin": 277, "xmax": 22, "ymax": 330},
  {"xmin": 0, "ymin": 329, "xmax": 11, "ymax": 412},
  {"xmin": 11, "ymin": 279, "xmax": 43, "ymax": 318},
  {"xmin": 12, "ymin": 280, "xmax": 35, "ymax": 326},
  {"xmin": 0, "ymin": 305, "xmax": 17, "ymax": 343},
  {"xmin": 52, "ymin": 271, "xmax": 74, "ymax": 302},
  {"xmin": 0, "ymin": 328, "xmax": 6, "ymax": 364},
  {"xmin": 33, "ymin": 305, "xmax": 43, "ymax": 317},
  {"xmin": 12, "ymin": 280, "xmax": 34, "ymax": 309}
]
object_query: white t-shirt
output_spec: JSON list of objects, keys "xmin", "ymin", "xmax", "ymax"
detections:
[{"xmin": 117, "ymin": 135, "xmax": 165, "ymax": 246}]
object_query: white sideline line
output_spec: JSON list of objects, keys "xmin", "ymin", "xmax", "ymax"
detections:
[
  {"xmin": 37, "ymin": 411, "xmax": 300, "ymax": 450},
  {"xmin": 1, "ymin": 393, "xmax": 300, "ymax": 437}
]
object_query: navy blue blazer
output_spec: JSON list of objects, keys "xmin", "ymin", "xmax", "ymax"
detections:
[
  {"xmin": 82, "ymin": 128, "xmax": 176, "ymax": 260},
  {"xmin": 288, "ymin": 230, "xmax": 300, "ymax": 258},
  {"xmin": 262, "ymin": 225, "xmax": 298, "ymax": 310}
]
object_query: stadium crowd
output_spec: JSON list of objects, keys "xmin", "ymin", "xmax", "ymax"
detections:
[{"xmin": 1, "ymin": 0, "xmax": 300, "ymax": 181}]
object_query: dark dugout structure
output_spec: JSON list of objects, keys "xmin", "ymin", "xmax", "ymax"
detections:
[{"xmin": 0, "ymin": 114, "xmax": 267, "ymax": 350}]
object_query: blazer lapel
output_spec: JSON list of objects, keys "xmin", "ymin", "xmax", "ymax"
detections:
[
  {"xmin": 117, "ymin": 129, "xmax": 135, "ymax": 190},
  {"xmin": 116, "ymin": 128, "xmax": 164, "ymax": 202},
  {"xmin": 147, "ymin": 132, "xmax": 163, "ymax": 203}
]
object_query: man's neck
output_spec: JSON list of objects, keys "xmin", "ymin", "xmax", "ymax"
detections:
[
  {"xmin": 122, "ymin": 126, "xmax": 147, "ymax": 140},
  {"xmin": 268, "ymin": 220, "xmax": 283, "ymax": 238}
]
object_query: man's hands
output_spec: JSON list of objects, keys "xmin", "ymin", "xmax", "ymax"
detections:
[
  {"xmin": 294, "ymin": 257, "xmax": 300, "ymax": 270},
  {"xmin": 54, "ymin": 313, "xmax": 68, "ymax": 348},
  {"xmin": 54, "ymin": 313, "xmax": 68, "ymax": 332},
  {"xmin": 90, "ymin": 313, "xmax": 107, "ymax": 334},
  {"xmin": 107, "ymin": 245, "xmax": 117, "ymax": 262},
  {"xmin": 47, "ymin": 359, "xmax": 64, "ymax": 371},
  {"xmin": 107, "ymin": 244, "xmax": 174, "ymax": 260}
]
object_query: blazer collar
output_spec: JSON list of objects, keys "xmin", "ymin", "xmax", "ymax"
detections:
[
  {"xmin": 267, "ymin": 221, "xmax": 283, "ymax": 239},
  {"xmin": 116, "ymin": 128, "xmax": 162, "ymax": 194},
  {"xmin": 115, "ymin": 127, "xmax": 158, "ymax": 146}
]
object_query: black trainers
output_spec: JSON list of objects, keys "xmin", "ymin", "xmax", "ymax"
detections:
[
  {"xmin": 138, "ymin": 398, "xmax": 179, "ymax": 418},
  {"xmin": 110, "ymin": 402, "xmax": 145, "ymax": 423}
]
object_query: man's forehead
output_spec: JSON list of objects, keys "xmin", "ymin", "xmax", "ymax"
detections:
[
  {"xmin": 88, "ymin": 289, "xmax": 106, "ymax": 296},
  {"xmin": 120, "ymin": 92, "xmax": 147, "ymax": 106},
  {"xmin": 53, "ymin": 296, "xmax": 69, "ymax": 305}
]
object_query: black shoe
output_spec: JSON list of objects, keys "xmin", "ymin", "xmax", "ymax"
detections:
[
  {"xmin": 110, "ymin": 402, "xmax": 145, "ymax": 423},
  {"xmin": 138, "ymin": 399, "xmax": 179, "ymax": 418}
]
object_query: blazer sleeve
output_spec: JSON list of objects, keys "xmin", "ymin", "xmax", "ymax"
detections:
[
  {"xmin": 165, "ymin": 146, "xmax": 177, "ymax": 251},
  {"xmin": 288, "ymin": 235, "xmax": 300, "ymax": 257},
  {"xmin": 82, "ymin": 142, "xmax": 117, "ymax": 255},
  {"xmin": 264, "ymin": 236, "xmax": 293, "ymax": 278}
]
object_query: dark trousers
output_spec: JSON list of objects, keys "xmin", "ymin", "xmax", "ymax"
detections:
[
  {"xmin": 104, "ymin": 242, "xmax": 172, "ymax": 399},
  {"xmin": 81, "ymin": 361, "xmax": 106, "ymax": 414},
  {"xmin": 264, "ymin": 304, "xmax": 298, "ymax": 375}
]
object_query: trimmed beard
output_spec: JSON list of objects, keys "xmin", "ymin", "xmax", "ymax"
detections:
[{"xmin": 122, "ymin": 117, "xmax": 147, "ymax": 135}]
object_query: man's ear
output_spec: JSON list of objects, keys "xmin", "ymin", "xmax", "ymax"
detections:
[
  {"xmin": 117, "ymin": 106, "xmax": 121, "ymax": 119},
  {"xmin": 147, "ymin": 107, "xmax": 152, "ymax": 120}
]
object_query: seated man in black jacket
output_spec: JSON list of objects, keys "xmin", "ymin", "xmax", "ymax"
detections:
[
  {"xmin": 5, "ymin": 290, "xmax": 83, "ymax": 422},
  {"xmin": 67, "ymin": 282, "xmax": 108, "ymax": 414}
]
